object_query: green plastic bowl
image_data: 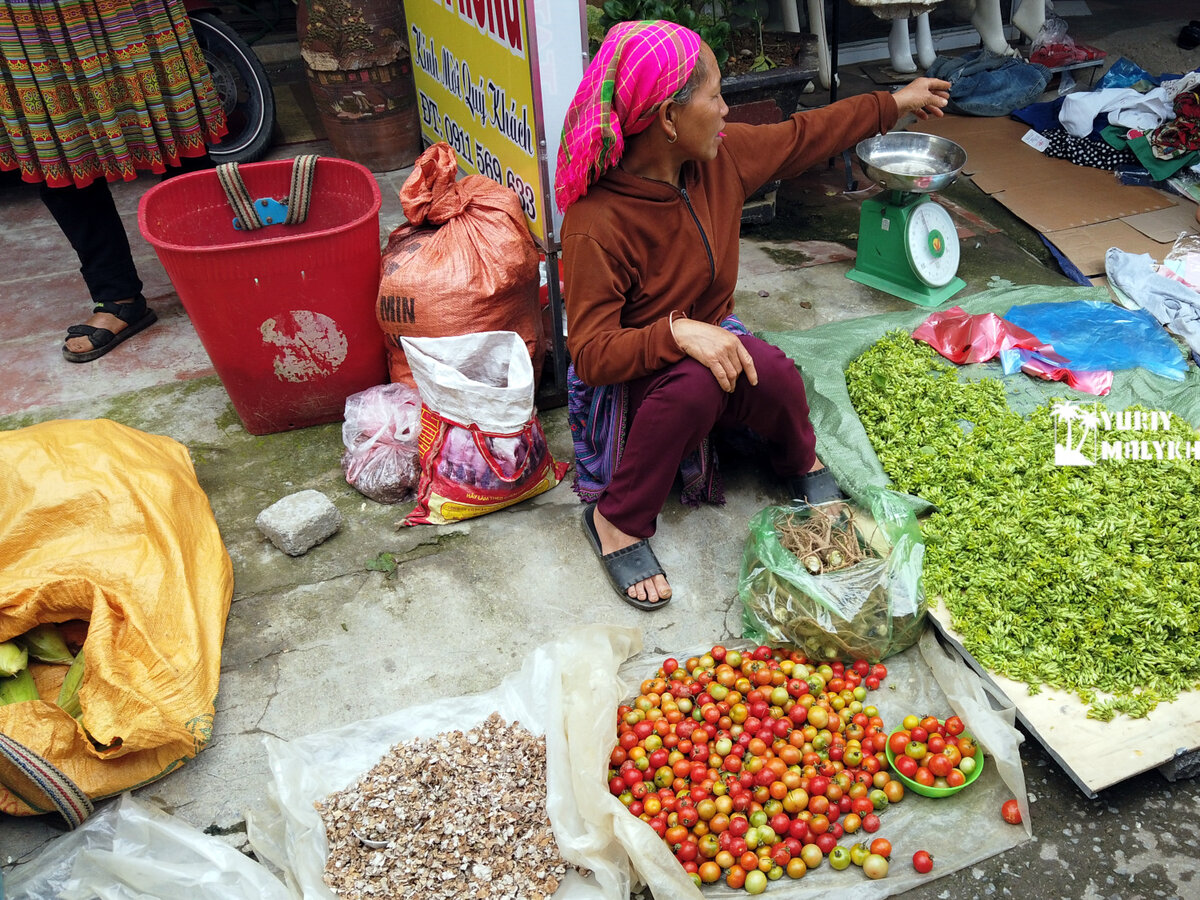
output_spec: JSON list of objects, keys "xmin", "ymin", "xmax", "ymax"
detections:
[{"xmin": 885, "ymin": 727, "xmax": 985, "ymax": 798}]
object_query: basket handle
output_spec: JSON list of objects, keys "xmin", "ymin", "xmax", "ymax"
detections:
[
  {"xmin": 0, "ymin": 732, "xmax": 93, "ymax": 828},
  {"xmin": 216, "ymin": 154, "xmax": 319, "ymax": 230}
]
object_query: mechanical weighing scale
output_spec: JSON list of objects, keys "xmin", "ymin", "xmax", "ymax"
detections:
[{"xmin": 846, "ymin": 132, "xmax": 968, "ymax": 307}]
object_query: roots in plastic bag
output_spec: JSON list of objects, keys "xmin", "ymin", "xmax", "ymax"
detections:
[{"xmin": 776, "ymin": 505, "xmax": 872, "ymax": 575}]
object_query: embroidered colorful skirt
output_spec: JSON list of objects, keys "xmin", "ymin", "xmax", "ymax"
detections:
[{"xmin": 0, "ymin": 0, "xmax": 227, "ymax": 187}]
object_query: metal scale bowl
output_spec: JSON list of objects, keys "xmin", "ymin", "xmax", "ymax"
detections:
[{"xmin": 846, "ymin": 132, "xmax": 968, "ymax": 307}]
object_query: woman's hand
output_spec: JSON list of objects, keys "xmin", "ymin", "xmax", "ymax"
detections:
[
  {"xmin": 671, "ymin": 319, "xmax": 758, "ymax": 392},
  {"xmin": 892, "ymin": 77, "xmax": 952, "ymax": 120}
]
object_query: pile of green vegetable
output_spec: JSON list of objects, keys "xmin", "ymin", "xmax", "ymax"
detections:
[{"xmin": 846, "ymin": 331, "xmax": 1200, "ymax": 719}]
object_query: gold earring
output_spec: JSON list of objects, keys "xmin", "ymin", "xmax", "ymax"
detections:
[{"xmin": 667, "ymin": 131, "xmax": 678, "ymax": 144}]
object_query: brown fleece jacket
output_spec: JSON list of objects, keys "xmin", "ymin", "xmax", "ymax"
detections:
[{"xmin": 561, "ymin": 91, "xmax": 900, "ymax": 387}]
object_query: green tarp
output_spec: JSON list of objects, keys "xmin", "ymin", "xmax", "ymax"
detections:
[{"xmin": 761, "ymin": 284, "xmax": 1200, "ymax": 512}]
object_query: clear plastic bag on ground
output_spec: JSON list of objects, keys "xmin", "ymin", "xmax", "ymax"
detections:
[
  {"xmin": 5, "ymin": 793, "xmax": 290, "ymax": 900},
  {"xmin": 341, "ymin": 382, "xmax": 421, "ymax": 503},
  {"xmin": 739, "ymin": 487, "xmax": 926, "ymax": 661}
]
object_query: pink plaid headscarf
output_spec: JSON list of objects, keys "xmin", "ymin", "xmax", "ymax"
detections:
[{"xmin": 555, "ymin": 20, "xmax": 702, "ymax": 213}]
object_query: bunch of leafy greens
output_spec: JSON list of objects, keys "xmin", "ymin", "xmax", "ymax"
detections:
[{"xmin": 846, "ymin": 331, "xmax": 1200, "ymax": 720}]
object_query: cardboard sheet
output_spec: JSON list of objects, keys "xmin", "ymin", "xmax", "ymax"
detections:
[
  {"xmin": 1122, "ymin": 203, "xmax": 1200, "ymax": 243},
  {"xmin": 994, "ymin": 176, "xmax": 1174, "ymax": 232},
  {"xmin": 1046, "ymin": 220, "xmax": 1175, "ymax": 276},
  {"xmin": 930, "ymin": 603, "xmax": 1200, "ymax": 798},
  {"xmin": 908, "ymin": 114, "xmax": 1178, "ymax": 270}
]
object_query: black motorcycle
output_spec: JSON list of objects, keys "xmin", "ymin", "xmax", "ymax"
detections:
[{"xmin": 186, "ymin": 2, "xmax": 277, "ymax": 164}]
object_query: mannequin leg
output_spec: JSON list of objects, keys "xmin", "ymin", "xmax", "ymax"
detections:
[
  {"xmin": 889, "ymin": 17, "xmax": 918, "ymax": 73},
  {"xmin": 1011, "ymin": 0, "xmax": 1046, "ymax": 41},
  {"xmin": 915, "ymin": 11, "xmax": 936, "ymax": 68},
  {"xmin": 808, "ymin": 0, "xmax": 831, "ymax": 90},
  {"xmin": 970, "ymin": 0, "xmax": 1017, "ymax": 55}
]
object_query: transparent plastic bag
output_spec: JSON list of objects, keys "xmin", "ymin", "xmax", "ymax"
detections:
[
  {"xmin": 1163, "ymin": 231, "xmax": 1200, "ymax": 291},
  {"xmin": 340, "ymin": 383, "xmax": 422, "ymax": 503},
  {"xmin": 738, "ymin": 487, "xmax": 926, "ymax": 662},
  {"xmin": 6, "ymin": 793, "xmax": 290, "ymax": 900},
  {"xmin": 1030, "ymin": 13, "xmax": 1071, "ymax": 56}
]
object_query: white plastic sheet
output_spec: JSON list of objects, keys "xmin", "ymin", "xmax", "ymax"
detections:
[
  {"xmin": 245, "ymin": 624, "xmax": 645, "ymax": 900},
  {"xmin": 609, "ymin": 631, "xmax": 1032, "ymax": 899},
  {"xmin": 5, "ymin": 793, "xmax": 291, "ymax": 900}
]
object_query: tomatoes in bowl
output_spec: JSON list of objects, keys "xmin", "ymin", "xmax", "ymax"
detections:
[{"xmin": 884, "ymin": 716, "xmax": 984, "ymax": 798}]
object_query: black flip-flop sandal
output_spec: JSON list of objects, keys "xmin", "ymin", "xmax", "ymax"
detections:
[
  {"xmin": 790, "ymin": 466, "xmax": 848, "ymax": 506},
  {"xmin": 63, "ymin": 294, "xmax": 157, "ymax": 363},
  {"xmin": 582, "ymin": 504, "xmax": 671, "ymax": 611}
]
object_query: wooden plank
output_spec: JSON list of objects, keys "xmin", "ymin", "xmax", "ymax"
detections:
[{"xmin": 929, "ymin": 601, "xmax": 1200, "ymax": 797}]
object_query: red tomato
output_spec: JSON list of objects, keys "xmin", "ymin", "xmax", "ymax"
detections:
[
  {"xmin": 927, "ymin": 754, "xmax": 953, "ymax": 778},
  {"xmin": 914, "ymin": 767, "xmax": 935, "ymax": 787},
  {"xmin": 944, "ymin": 715, "xmax": 965, "ymax": 736},
  {"xmin": 913, "ymin": 849, "xmax": 934, "ymax": 873},
  {"xmin": 861, "ymin": 812, "xmax": 881, "ymax": 833},
  {"xmin": 815, "ymin": 831, "xmax": 838, "ymax": 855},
  {"xmin": 888, "ymin": 731, "xmax": 911, "ymax": 755},
  {"xmin": 946, "ymin": 769, "xmax": 966, "ymax": 788},
  {"xmin": 869, "ymin": 838, "xmax": 892, "ymax": 858},
  {"xmin": 1001, "ymin": 798, "xmax": 1023, "ymax": 824}
]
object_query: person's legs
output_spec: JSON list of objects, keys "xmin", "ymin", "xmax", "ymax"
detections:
[
  {"xmin": 40, "ymin": 178, "xmax": 157, "ymax": 360},
  {"xmin": 714, "ymin": 335, "xmax": 818, "ymax": 480},
  {"xmin": 599, "ymin": 357, "xmax": 729, "ymax": 540},
  {"xmin": 592, "ymin": 336, "xmax": 821, "ymax": 602},
  {"xmin": 39, "ymin": 178, "xmax": 142, "ymax": 305},
  {"xmin": 591, "ymin": 356, "xmax": 728, "ymax": 603}
]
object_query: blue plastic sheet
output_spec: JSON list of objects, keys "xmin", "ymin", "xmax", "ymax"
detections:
[
  {"xmin": 1003, "ymin": 300, "xmax": 1188, "ymax": 380},
  {"xmin": 1095, "ymin": 57, "xmax": 1158, "ymax": 90}
]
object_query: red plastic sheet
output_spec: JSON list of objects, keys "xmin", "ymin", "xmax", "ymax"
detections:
[{"xmin": 911, "ymin": 307, "xmax": 1113, "ymax": 395}]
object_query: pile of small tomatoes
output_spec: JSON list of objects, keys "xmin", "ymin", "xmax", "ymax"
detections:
[
  {"xmin": 887, "ymin": 714, "xmax": 978, "ymax": 789},
  {"xmin": 610, "ymin": 645, "xmax": 902, "ymax": 892}
]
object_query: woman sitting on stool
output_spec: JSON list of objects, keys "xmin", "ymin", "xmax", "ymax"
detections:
[{"xmin": 556, "ymin": 20, "xmax": 949, "ymax": 610}]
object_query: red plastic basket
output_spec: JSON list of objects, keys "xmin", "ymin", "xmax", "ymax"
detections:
[{"xmin": 138, "ymin": 157, "xmax": 387, "ymax": 435}]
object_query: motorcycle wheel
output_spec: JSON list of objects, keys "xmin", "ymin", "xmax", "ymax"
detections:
[{"xmin": 190, "ymin": 11, "xmax": 276, "ymax": 164}]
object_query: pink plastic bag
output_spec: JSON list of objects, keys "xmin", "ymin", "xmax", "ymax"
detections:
[{"xmin": 341, "ymin": 383, "xmax": 422, "ymax": 503}]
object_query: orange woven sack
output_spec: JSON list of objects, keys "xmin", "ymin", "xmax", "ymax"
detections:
[
  {"xmin": 0, "ymin": 420, "xmax": 232, "ymax": 823},
  {"xmin": 377, "ymin": 143, "xmax": 543, "ymax": 386}
]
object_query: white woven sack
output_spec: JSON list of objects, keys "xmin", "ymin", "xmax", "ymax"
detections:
[{"xmin": 400, "ymin": 331, "xmax": 534, "ymax": 433}]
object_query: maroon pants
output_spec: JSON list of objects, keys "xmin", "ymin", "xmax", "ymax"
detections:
[{"xmin": 597, "ymin": 334, "xmax": 816, "ymax": 539}]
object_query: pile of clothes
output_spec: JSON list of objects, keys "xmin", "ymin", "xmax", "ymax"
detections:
[{"xmin": 1013, "ymin": 61, "xmax": 1200, "ymax": 181}]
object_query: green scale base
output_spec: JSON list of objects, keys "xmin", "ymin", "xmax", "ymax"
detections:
[{"xmin": 847, "ymin": 192, "xmax": 965, "ymax": 308}]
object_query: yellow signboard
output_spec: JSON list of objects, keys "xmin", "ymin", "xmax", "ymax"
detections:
[{"xmin": 405, "ymin": 0, "xmax": 546, "ymax": 244}]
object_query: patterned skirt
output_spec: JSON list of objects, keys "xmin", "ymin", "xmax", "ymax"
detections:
[{"xmin": 0, "ymin": 0, "xmax": 228, "ymax": 187}]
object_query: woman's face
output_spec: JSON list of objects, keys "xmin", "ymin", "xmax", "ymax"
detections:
[{"xmin": 672, "ymin": 44, "xmax": 727, "ymax": 162}]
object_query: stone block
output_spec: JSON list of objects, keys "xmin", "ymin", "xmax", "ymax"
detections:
[{"xmin": 256, "ymin": 490, "xmax": 342, "ymax": 556}]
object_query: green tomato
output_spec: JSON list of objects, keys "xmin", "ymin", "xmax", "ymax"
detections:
[
  {"xmin": 745, "ymin": 869, "xmax": 768, "ymax": 894},
  {"xmin": 829, "ymin": 846, "xmax": 852, "ymax": 870},
  {"xmin": 959, "ymin": 756, "xmax": 977, "ymax": 776},
  {"xmin": 863, "ymin": 853, "xmax": 890, "ymax": 880}
]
